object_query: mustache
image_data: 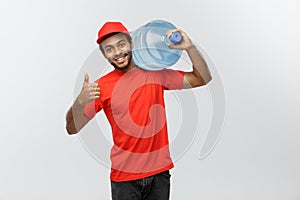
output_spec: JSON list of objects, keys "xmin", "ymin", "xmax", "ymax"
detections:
[{"xmin": 113, "ymin": 52, "xmax": 130, "ymax": 60}]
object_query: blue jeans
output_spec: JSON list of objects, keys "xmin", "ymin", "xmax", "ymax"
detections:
[{"xmin": 111, "ymin": 170, "xmax": 171, "ymax": 200}]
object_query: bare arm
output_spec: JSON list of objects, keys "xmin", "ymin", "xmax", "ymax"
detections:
[
  {"xmin": 167, "ymin": 30, "xmax": 212, "ymax": 88},
  {"xmin": 66, "ymin": 73, "xmax": 100, "ymax": 135},
  {"xmin": 66, "ymin": 100, "xmax": 90, "ymax": 135}
]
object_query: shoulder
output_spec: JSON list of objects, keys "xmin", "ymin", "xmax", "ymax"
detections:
[
  {"xmin": 97, "ymin": 70, "xmax": 120, "ymax": 84},
  {"xmin": 159, "ymin": 68, "xmax": 185, "ymax": 77}
]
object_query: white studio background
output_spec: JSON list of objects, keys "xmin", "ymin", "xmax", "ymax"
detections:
[{"xmin": 0, "ymin": 0, "xmax": 300, "ymax": 199}]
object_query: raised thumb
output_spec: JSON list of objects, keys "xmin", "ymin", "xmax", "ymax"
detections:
[{"xmin": 84, "ymin": 72, "xmax": 89, "ymax": 84}]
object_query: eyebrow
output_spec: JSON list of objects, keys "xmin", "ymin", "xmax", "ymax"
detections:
[{"xmin": 104, "ymin": 40, "xmax": 126, "ymax": 49}]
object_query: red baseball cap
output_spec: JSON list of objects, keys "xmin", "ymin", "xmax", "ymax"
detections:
[{"xmin": 96, "ymin": 21, "xmax": 131, "ymax": 44}]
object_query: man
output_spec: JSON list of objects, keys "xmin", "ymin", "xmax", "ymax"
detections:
[{"xmin": 66, "ymin": 21, "xmax": 212, "ymax": 200}]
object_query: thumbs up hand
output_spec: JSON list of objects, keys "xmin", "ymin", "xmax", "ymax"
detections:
[{"xmin": 76, "ymin": 73, "xmax": 100, "ymax": 106}]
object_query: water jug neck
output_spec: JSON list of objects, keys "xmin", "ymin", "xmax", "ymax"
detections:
[{"xmin": 165, "ymin": 31, "xmax": 182, "ymax": 45}]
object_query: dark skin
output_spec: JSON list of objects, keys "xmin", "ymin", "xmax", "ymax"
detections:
[{"xmin": 66, "ymin": 30, "xmax": 212, "ymax": 135}]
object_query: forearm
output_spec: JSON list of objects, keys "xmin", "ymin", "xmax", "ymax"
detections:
[
  {"xmin": 186, "ymin": 44, "xmax": 212, "ymax": 85},
  {"xmin": 66, "ymin": 99, "xmax": 90, "ymax": 135}
]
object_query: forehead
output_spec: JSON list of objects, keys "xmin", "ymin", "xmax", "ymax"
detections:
[{"xmin": 101, "ymin": 33, "xmax": 129, "ymax": 47}]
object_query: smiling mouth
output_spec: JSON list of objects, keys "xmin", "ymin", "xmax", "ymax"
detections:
[
  {"xmin": 115, "ymin": 56, "xmax": 125, "ymax": 62},
  {"xmin": 114, "ymin": 53, "xmax": 128, "ymax": 64}
]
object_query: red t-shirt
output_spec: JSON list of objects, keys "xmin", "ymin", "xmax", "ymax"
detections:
[{"xmin": 84, "ymin": 67, "xmax": 184, "ymax": 182}]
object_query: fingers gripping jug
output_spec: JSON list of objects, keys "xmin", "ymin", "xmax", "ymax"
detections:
[{"xmin": 131, "ymin": 20, "xmax": 183, "ymax": 71}]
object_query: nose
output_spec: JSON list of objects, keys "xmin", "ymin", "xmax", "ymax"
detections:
[
  {"xmin": 113, "ymin": 47, "xmax": 122, "ymax": 57},
  {"xmin": 113, "ymin": 48, "xmax": 125, "ymax": 59}
]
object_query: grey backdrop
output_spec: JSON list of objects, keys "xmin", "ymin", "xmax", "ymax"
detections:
[{"xmin": 1, "ymin": 0, "xmax": 299, "ymax": 199}]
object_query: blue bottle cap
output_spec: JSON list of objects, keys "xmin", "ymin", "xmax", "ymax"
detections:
[{"xmin": 169, "ymin": 31, "xmax": 182, "ymax": 44}]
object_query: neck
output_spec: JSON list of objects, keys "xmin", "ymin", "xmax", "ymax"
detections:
[{"xmin": 115, "ymin": 60, "xmax": 137, "ymax": 73}]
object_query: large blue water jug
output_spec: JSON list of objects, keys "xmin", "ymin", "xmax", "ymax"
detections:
[{"xmin": 131, "ymin": 20, "xmax": 183, "ymax": 71}]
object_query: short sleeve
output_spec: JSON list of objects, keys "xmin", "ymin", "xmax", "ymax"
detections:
[
  {"xmin": 160, "ymin": 69, "xmax": 184, "ymax": 90},
  {"xmin": 83, "ymin": 98, "xmax": 103, "ymax": 119}
]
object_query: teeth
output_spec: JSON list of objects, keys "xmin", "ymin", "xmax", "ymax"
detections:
[{"xmin": 115, "ymin": 56, "xmax": 125, "ymax": 62}]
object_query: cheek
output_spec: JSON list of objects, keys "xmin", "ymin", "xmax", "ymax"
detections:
[
  {"xmin": 129, "ymin": 45, "xmax": 133, "ymax": 52},
  {"xmin": 104, "ymin": 53, "xmax": 113, "ymax": 60},
  {"xmin": 105, "ymin": 55, "xmax": 114, "ymax": 63},
  {"xmin": 123, "ymin": 44, "xmax": 132, "ymax": 53}
]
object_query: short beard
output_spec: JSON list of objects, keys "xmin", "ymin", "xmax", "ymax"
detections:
[{"xmin": 110, "ymin": 51, "xmax": 133, "ymax": 71}]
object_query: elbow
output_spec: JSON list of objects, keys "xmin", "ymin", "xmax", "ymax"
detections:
[
  {"xmin": 66, "ymin": 124, "xmax": 79, "ymax": 135},
  {"xmin": 204, "ymin": 75, "xmax": 212, "ymax": 85},
  {"xmin": 66, "ymin": 128, "xmax": 77, "ymax": 135},
  {"xmin": 194, "ymin": 75, "xmax": 212, "ymax": 87}
]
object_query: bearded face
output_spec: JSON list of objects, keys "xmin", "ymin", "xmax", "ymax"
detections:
[{"xmin": 101, "ymin": 33, "xmax": 134, "ymax": 72}]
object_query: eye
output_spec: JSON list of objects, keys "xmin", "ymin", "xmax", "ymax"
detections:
[
  {"xmin": 118, "ymin": 42, "xmax": 126, "ymax": 48},
  {"xmin": 105, "ymin": 47, "xmax": 112, "ymax": 53}
]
